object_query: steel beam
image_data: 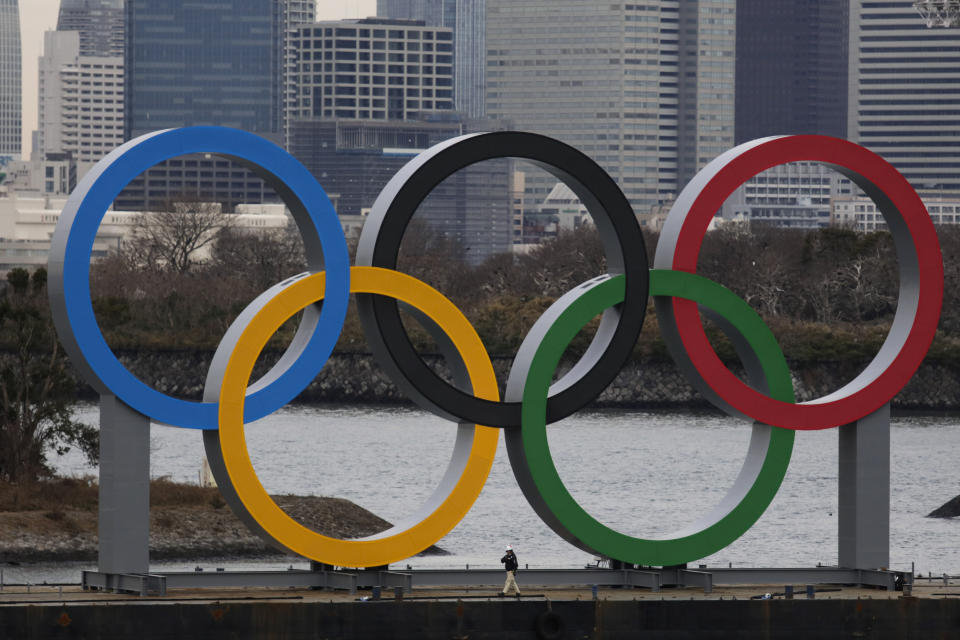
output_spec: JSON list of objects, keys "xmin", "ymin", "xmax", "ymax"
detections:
[
  {"xmin": 80, "ymin": 565, "xmax": 903, "ymax": 596},
  {"xmin": 163, "ymin": 570, "xmax": 359, "ymax": 592},
  {"xmin": 839, "ymin": 403, "xmax": 890, "ymax": 570},
  {"xmin": 82, "ymin": 571, "xmax": 166, "ymax": 596},
  {"xmin": 400, "ymin": 569, "xmax": 661, "ymax": 589},
  {"xmin": 679, "ymin": 570, "xmax": 713, "ymax": 593},
  {"xmin": 687, "ymin": 567, "xmax": 899, "ymax": 590}
]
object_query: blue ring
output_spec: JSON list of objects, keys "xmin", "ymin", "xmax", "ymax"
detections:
[{"xmin": 48, "ymin": 127, "xmax": 350, "ymax": 429}]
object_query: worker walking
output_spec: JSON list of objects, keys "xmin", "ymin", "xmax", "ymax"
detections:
[{"xmin": 499, "ymin": 544, "xmax": 521, "ymax": 597}]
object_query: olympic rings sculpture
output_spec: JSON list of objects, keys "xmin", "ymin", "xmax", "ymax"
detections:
[{"xmin": 48, "ymin": 127, "xmax": 943, "ymax": 568}]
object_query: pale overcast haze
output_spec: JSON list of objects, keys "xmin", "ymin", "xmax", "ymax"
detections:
[{"xmin": 18, "ymin": 0, "xmax": 377, "ymax": 157}]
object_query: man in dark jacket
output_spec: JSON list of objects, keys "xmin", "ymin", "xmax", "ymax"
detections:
[{"xmin": 499, "ymin": 545, "xmax": 521, "ymax": 597}]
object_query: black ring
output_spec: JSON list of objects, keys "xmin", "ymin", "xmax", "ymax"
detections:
[{"xmin": 355, "ymin": 131, "xmax": 648, "ymax": 427}]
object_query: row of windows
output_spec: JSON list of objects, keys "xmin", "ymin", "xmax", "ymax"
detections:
[
  {"xmin": 303, "ymin": 27, "xmax": 451, "ymax": 41},
  {"xmin": 861, "ymin": 75, "xmax": 960, "ymax": 81},
  {"xmin": 861, "ymin": 47, "xmax": 960, "ymax": 53},
  {"xmin": 320, "ymin": 86, "xmax": 450, "ymax": 98},
  {"xmin": 300, "ymin": 51, "xmax": 448, "ymax": 64},
  {"xmin": 860, "ymin": 57, "xmax": 960, "ymax": 64},
  {"xmin": 325, "ymin": 98, "xmax": 448, "ymax": 110},
  {"xmin": 749, "ymin": 177, "xmax": 833, "ymax": 185},
  {"xmin": 297, "ymin": 40, "xmax": 452, "ymax": 53},
  {"xmin": 300, "ymin": 74, "xmax": 451, "ymax": 87},
  {"xmin": 860, "ymin": 110, "xmax": 960, "ymax": 116},
  {"xmin": 319, "ymin": 107, "xmax": 451, "ymax": 118},
  {"xmin": 860, "ymin": 120, "xmax": 960, "ymax": 127},
  {"xmin": 862, "ymin": 34, "xmax": 960, "ymax": 42},
  {"xmin": 861, "ymin": 99, "xmax": 960, "ymax": 105},
  {"xmin": 302, "ymin": 62, "xmax": 451, "ymax": 76}
]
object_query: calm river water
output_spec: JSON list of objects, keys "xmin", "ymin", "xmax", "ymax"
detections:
[{"xmin": 9, "ymin": 404, "xmax": 960, "ymax": 583}]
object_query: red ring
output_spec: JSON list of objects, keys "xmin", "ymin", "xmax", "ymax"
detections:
[{"xmin": 663, "ymin": 136, "xmax": 942, "ymax": 429}]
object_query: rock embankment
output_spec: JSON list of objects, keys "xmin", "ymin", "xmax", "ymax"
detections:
[
  {"xmin": 0, "ymin": 494, "xmax": 446, "ymax": 562},
  {"xmin": 110, "ymin": 350, "xmax": 960, "ymax": 411}
]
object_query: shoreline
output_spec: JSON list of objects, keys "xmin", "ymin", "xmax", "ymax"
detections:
[
  {"xmin": 0, "ymin": 480, "xmax": 447, "ymax": 564},
  {"xmin": 83, "ymin": 350, "xmax": 960, "ymax": 413}
]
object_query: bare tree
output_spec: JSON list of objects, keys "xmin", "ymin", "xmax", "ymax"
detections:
[
  {"xmin": 209, "ymin": 224, "xmax": 307, "ymax": 291},
  {"xmin": 124, "ymin": 199, "xmax": 233, "ymax": 274}
]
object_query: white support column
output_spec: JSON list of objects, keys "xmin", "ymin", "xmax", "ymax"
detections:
[
  {"xmin": 98, "ymin": 395, "xmax": 151, "ymax": 575},
  {"xmin": 838, "ymin": 402, "xmax": 890, "ymax": 569}
]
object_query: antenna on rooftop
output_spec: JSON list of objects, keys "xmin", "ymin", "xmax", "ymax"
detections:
[{"xmin": 913, "ymin": 0, "xmax": 960, "ymax": 27}]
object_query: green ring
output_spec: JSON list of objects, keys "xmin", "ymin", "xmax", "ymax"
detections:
[{"xmin": 518, "ymin": 269, "xmax": 795, "ymax": 566}]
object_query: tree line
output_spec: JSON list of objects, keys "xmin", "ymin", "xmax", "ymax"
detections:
[
  {"xmin": 86, "ymin": 217, "xmax": 960, "ymax": 363},
  {"xmin": 4, "ymin": 210, "xmax": 960, "ymax": 482}
]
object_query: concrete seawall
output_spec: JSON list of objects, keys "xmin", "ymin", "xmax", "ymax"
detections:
[
  {"xmin": 104, "ymin": 349, "xmax": 960, "ymax": 412},
  {"xmin": 2, "ymin": 598, "xmax": 957, "ymax": 639}
]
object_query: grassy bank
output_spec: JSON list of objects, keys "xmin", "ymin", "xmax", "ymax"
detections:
[{"xmin": 0, "ymin": 477, "xmax": 443, "ymax": 562}]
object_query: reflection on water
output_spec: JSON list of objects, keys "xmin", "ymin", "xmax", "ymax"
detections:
[{"xmin": 16, "ymin": 404, "xmax": 960, "ymax": 584}]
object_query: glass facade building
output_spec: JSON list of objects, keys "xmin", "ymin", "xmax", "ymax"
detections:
[
  {"xmin": 288, "ymin": 118, "xmax": 512, "ymax": 263},
  {"xmin": 0, "ymin": 0, "xmax": 21, "ymax": 159},
  {"xmin": 849, "ymin": 0, "xmax": 960, "ymax": 195},
  {"xmin": 674, "ymin": 0, "xmax": 737, "ymax": 188},
  {"xmin": 735, "ymin": 0, "xmax": 848, "ymax": 143},
  {"xmin": 282, "ymin": 0, "xmax": 316, "ymax": 145},
  {"xmin": 57, "ymin": 0, "xmax": 125, "ymax": 57},
  {"xmin": 378, "ymin": 0, "xmax": 487, "ymax": 118},
  {"xmin": 122, "ymin": 1, "xmax": 314, "ymax": 210},
  {"xmin": 124, "ymin": 0, "xmax": 284, "ymax": 141}
]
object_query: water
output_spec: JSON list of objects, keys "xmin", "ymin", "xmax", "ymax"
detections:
[{"xmin": 10, "ymin": 404, "xmax": 960, "ymax": 584}]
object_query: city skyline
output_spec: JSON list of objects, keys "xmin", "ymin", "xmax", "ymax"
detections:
[
  {"xmin": 17, "ymin": 0, "xmax": 376, "ymax": 157},
  {"xmin": 486, "ymin": 0, "xmax": 736, "ymax": 213},
  {"xmin": 12, "ymin": 1, "xmax": 960, "ymax": 213}
]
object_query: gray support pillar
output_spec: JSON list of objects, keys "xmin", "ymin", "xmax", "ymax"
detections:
[
  {"xmin": 98, "ymin": 395, "xmax": 150, "ymax": 574},
  {"xmin": 838, "ymin": 402, "xmax": 890, "ymax": 569}
]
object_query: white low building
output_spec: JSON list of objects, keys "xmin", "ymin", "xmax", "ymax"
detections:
[
  {"xmin": 832, "ymin": 196, "xmax": 960, "ymax": 232},
  {"xmin": 0, "ymin": 194, "xmax": 293, "ymax": 273}
]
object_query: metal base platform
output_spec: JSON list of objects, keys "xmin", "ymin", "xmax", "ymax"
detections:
[{"xmin": 81, "ymin": 565, "xmax": 909, "ymax": 597}]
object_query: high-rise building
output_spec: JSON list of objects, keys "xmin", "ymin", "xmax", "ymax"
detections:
[
  {"xmin": 124, "ymin": 0, "xmax": 285, "ymax": 141},
  {"xmin": 848, "ymin": 0, "xmax": 960, "ymax": 195},
  {"xmin": 722, "ymin": 0, "xmax": 850, "ymax": 230},
  {"xmin": 0, "ymin": 0, "xmax": 21, "ymax": 160},
  {"xmin": 735, "ymin": 0, "xmax": 848, "ymax": 143},
  {"xmin": 287, "ymin": 18, "xmax": 511, "ymax": 262},
  {"xmin": 122, "ymin": 0, "xmax": 316, "ymax": 210},
  {"xmin": 287, "ymin": 117, "xmax": 513, "ymax": 262},
  {"xmin": 56, "ymin": 0, "xmax": 124, "ymax": 58},
  {"xmin": 377, "ymin": 0, "xmax": 486, "ymax": 118},
  {"xmin": 36, "ymin": 30, "xmax": 124, "ymax": 177},
  {"xmin": 282, "ymin": 0, "xmax": 316, "ymax": 146},
  {"xmin": 289, "ymin": 18, "xmax": 455, "ymax": 121},
  {"xmin": 486, "ymin": 0, "xmax": 735, "ymax": 213},
  {"xmin": 675, "ymin": 1, "xmax": 737, "ymax": 188}
]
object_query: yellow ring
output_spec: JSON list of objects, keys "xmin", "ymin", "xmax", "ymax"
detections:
[{"xmin": 218, "ymin": 266, "xmax": 499, "ymax": 567}]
